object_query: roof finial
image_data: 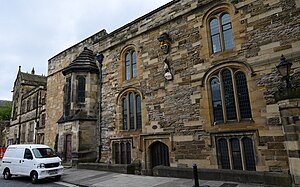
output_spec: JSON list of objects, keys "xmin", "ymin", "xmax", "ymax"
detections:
[
  {"xmin": 31, "ymin": 68, "xmax": 35, "ymax": 75},
  {"xmin": 19, "ymin": 66, "xmax": 21, "ymax": 72}
]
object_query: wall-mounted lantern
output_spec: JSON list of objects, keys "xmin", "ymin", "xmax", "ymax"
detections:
[
  {"xmin": 157, "ymin": 33, "xmax": 171, "ymax": 54},
  {"xmin": 276, "ymin": 54, "xmax": 292, "ymax": 89}
]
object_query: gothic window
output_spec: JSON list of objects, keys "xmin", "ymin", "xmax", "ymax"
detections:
[
  {"xmin": 209, "ymin": 12, "xmax": 234, "ymax": 53},
  {"xmin": 124, "ymin": 50, "xmax": 137, "ymax": 81},
  {"xmin": 77, "ymin": 76, "xmax": 86, "ymax": 103},
  {"xmin": 210, "ymin": 68, "xmax": 252, "ymax": 124},
  {"xmin": 64, "ymin": 78, "xmax": 71, "ymax": 116},
  {"xmin": 33, "ymin": 95, "xmax": 37, "ymax": 109},
  {"xmin": 113, "ymin": 141, "xmax": 131, "ymax": 164},
  {"xmin": 217, "ymin": 136, "xmax": 256, "ymax": 171},
  {"xmin": 27, "ymin": 98, "xmax": 31, "ymax": 112},
  {"xmin": 41, "ymin": 113, "xmax": 46, "ymax": 127},
  {"xmin": 121, "ymin": 91, "xmax": 142, "ymax": 130},
  {"xmin": 28, "ymin": 122, "xmax": 34, "ymax": 142}
]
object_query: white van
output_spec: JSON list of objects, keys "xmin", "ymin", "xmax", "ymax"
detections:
[{"xmin": 0, "ymin": 144, "xmax": 63, "ymax": 183}]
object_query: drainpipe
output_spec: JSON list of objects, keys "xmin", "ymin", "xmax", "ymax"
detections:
[{"xmin": 95, "ymin": 53, "xmax": 104, "ymax": 162}]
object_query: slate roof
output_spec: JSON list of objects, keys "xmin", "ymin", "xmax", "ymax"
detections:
[
  {"xmin": 62, "ymin": 47, "xmax": 99, "ymax": 75},
  {"xmin": 20, "ymin": 72, "xmax": 47, "ymax": 87}
]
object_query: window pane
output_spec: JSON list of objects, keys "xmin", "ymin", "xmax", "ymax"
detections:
[
  {"xmin": 136, "ymin": 95, "xmax": 142, "ymax": 129},
  {"xmin": 230, "ymin": 138, "xmax": 243, "ymax": 170},
  {"xmin": 218, "ymin": 139, "xmax": 230, "ymax": 169},
  {"xmin": 210, "ymin": 19, "xmax": 219, "ymax": 35},
  {"xmin": 122, "ymin": 98, "xmax": 127, "ymax": 130},
  {"xmin": 121, "ymin": 143, "xmax": 126, "ymax": 164},
  {"xmin": 222, "ymin": 69, "xmax": 237, "ymax": 120},
  {"xmin": 243, "ymin": 138, "xmax": 256, "ymax": 171},
  {"xmin": 132, "ymin": 51, "xmax": 137, "ymax": 78},
  {"xmin": 223, "ymin": 28, "xmax": 234, "ymax": 50},
  {"xmin": 212, "ymin": 35, "xmax": 221, "ymax": 53},
  {"xmin": 77, "ymin": 77, "xmax": 85, "ymax": 103},
  {"xmin": 129, "ymin": 93, "xmax": 134, "ymax": 129},
  {"xmin": 210, "ymin": 18, "xmax": 221, "ymax": 53},
  {"xmin": 221, "ymin": 14, "xmax": 234, "ymax": 50},
  {"xmin": 235, "ymin": 72, "xmax": 252, "ymax": 119},
  {"xmin": 125, "ymin": 53, "xmax": 130, "ymax": 80},
  {"xmin": 115, "ymin": 143, "xmax": 120, "ymax": 164},
  {"xmin": 211, "ymin": 78, "xmax": 224, "ymax": 122},
  {"xmin": 221, "ymin": 13, "xmax": 231, "ymax": 25},
  {"xmin": 126, "ymin": 142, "xmax": 131, "ymax": 164}
]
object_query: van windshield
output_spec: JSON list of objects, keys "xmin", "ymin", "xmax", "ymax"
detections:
[{"xmin": 32, "ymin": 148, "xmax": 56, "ymax": 158}]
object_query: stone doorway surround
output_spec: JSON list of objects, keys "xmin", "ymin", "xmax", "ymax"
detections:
[{"xmin": 139, "ymin": 132, "xmax": 174, "ymax": 175}]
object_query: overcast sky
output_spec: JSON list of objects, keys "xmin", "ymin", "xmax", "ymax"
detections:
[{"xmin": 0, "ymin": 0, "xmax": 171, "ymax": 100}]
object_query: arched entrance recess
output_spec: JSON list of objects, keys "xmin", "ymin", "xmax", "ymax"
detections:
[{"xmin": 150, "ymin": 141, "xmax": 170, "ymax": 168}]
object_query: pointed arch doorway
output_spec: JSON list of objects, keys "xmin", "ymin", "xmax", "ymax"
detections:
[{"xmin": 150, "ymin": 141, "xmax": 170, "ymax": 168}]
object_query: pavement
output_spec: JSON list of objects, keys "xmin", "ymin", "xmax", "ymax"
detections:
[{"xmin": 60, "ymin": 168, "xmax": 282, "ymax": 187}]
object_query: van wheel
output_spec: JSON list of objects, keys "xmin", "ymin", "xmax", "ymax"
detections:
[
  {"xmin": 54, "ymin": 175, "xmax": 61, "ymax": 181},
  {"xmin": 3, "ymin": 169, "xmax": 11, "ymax": 180},
  {"xmin": 31, "ymin": 171, "xmax": 38, "ymax": 184}
]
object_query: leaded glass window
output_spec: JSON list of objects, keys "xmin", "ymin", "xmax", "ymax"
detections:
[
  {"xmin": 124, "ymin": 49, "xmax": 137, "ymax": 81},
  {"xmin": 113, "ymin": 141, "xmax": 131, "ymax": 164},
  {"xmin": 222, "ymin": 69, "xmax": 237, "ymax": 120},
  {"xmin": 210, "ymin": 68, "xmax": 252, "ymax": 124},
  {"xmin": 218, "ymin": 138, "xmax": 230, "ymax": 169},
  {"xmin": 77, "ymin": 76, "xmax": 86, "ymax": 103},
  {"xmin": 242, "ymin": 137, "xmax": 256, "ymax": 171},
  {"xmin": 211, "ymin": 78, "xmax": 224, "ymax": 122},
  {"xmin": 217, "ymin": 136, "xmax": 256, "ymax": 171},
  {"xmin": 209, "ymin": 12, "xmax": 234, "ymax": 54},
  {"xmin": 235, "ymin": 72, "xmax": 252, "ymax": 119},
  {"xmin": 121, "ymin": 91, "xmax": 142, "ymax": 130},
  {"xmin": 230, "ymin": 138, "xmax": 243, "ymax": 170}
]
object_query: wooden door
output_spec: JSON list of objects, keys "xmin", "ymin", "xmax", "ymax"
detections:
[
  {"xmin": 65, "ymin": 134, "xmax": 72, "ymax": 162},
  {"xmin": 151, "ymin": 142, "xmax": 170, "ymax": 168}
]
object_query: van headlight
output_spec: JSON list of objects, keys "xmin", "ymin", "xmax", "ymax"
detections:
[
  {"xmin": 37, "ymin": 163, "xmax": 45, "ymax": 168},
  {"xmin": 59, "ymin": 161, "xmax": 62, "ymax": 166}
]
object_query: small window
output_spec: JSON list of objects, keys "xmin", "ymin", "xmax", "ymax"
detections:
[
  {"xmin": 210, "ymin": 68, "xmax": 252, "ymax": 124},
  {"xmin": 217, "ymin": 136, "xmax": 256, "ymax": 171},
  {"xmin": 24, "ymin": 148, "xmax": 33, "ymax": 159},
  {"xmin": 77, "ymin": 76, "xmax": 86, "ymax": 103},
  {"xmin": 209, "ymin": 12, "xmax": 234, "ymax": 53},
  {"xmin": 124, "ymin": 50, "xmax": 137, "ymax": 81},
  {"xmin": 121, "ymin": 91, "xmax": 142, "ymax": 130},
  {"xmin": 113, "ymin": 141, "xmax": 131, "ymax": 164},
  {"xmin": 64, "ymin": 78, "xmax": 71, "ymax": 116}
]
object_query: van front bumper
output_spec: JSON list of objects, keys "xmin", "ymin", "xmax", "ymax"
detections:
[{"xmin": 36, "ymin": 166, "xmax": 64, "ymax": 179}]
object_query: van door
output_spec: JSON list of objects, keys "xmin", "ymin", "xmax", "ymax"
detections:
[
  {"xmin": 9, "ymin": 147, "xmax": 25, "ymax": 175},
  {"xmin": 21, "ymin": 148, "xmax": 34, "ymax": 175}
]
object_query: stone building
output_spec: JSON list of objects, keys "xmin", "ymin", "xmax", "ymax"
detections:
[
  {"xmin": 9, "ymin": 66, "xmax": 47, "ymax": 145},
  {"xmin": 46, "ymin": 0, "xmax": 300, "ymax": 185}
]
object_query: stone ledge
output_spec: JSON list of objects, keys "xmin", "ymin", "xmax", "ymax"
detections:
[
  {"xmin": 78, "ymin": 162, "xmax": 138, "ymax": 174},
  {"xmin": 152, "ymin": 166, "xmax": 292, "ymax": 187}
]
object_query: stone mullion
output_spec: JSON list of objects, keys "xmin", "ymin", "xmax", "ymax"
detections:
[
  {"xmin": 239, "ymin": 138, "xmax": 246, "ymax": 170},
  {"xmin": 218, "ymin": 16, "xmax": 225, "ymax": 52},
  {"xmin": 227, "ymin": 138, "xmax": 233, "ymax": 170}
]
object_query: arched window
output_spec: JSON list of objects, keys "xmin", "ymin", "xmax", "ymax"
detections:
[
  {"xmin": 124, "ymin": 50, "xmax": 137, "ymax": 80},
  {"xmin": 210, "ymin": 68, "xmax": 252, "ymax": 124},
  {"xmin": 121, "ymin": 91, "xmax": 142, "ymax": 130},
  {"xmin": 218, "ymin": 138, "xmax": 230, "ymax": 169},
  {"xmin": 242, "ymin": 137, "xmax": 256, "ymax": 171},
  {"xmin": 209, "ymin": 12, "xmax": 234, "ymax": 53},
  {"xmin": 77, "ymin": 76, "xmax": 86, "ymax": 103}
]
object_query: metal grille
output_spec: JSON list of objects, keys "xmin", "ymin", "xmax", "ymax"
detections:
[
  {"xmin": 45, "ymin": 162, "xmax": 59, "ymax": 168},
  {"xmin": 222, "ymin": 69, "xmax": 237, "ymax": 120},
  {"xmin": 235, "ymin": 72, "xmax": 252, "ymax": 119}
]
